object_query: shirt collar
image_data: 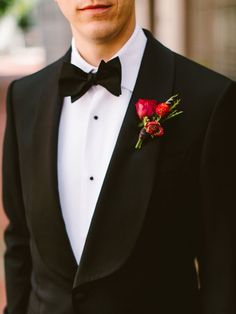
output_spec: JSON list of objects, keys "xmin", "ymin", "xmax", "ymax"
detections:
[{"xmin": 71, "ymin": 24, "xmax": 147, "ymax": 92}]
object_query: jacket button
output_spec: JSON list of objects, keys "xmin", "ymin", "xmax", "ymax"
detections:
[
  {"xmin": 72, "ymin": 290, "xmax": 87, "ymax": 313},
  {"xmin": 74, "ymin": 289, "xmax": 87, "ymax": 302},
  {"xmin": 75, "ymin": 290, "xmax": 86, "ymax": 301}
]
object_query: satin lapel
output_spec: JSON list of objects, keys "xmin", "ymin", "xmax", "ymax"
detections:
[
  {"xmin": 29, "ymin": 49, "xmax": 78, "ymax": 280},
  {"xmin": 73, "ymin": 32, "xmax": 175, "ymax": 288}
]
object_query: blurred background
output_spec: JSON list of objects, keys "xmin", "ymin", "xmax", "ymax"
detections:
[{"xmin": 0, "ymin": 0, "xmax": 236, "ymax": 310}]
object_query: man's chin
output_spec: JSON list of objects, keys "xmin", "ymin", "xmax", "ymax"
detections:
[{"xmin": 79, "ymin": 24, "xmax": 117, "ymax": 42}]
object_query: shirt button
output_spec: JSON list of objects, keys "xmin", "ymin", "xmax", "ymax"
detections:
[
  {"xmin": 94, "ymin": 115, "xmax": 99, "ymax": 120},
  {"xmin": 90, "ymin": 176, "xmax": 94, "ymax": 181}
]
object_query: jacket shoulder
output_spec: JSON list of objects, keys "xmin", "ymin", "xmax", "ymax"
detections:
[
  {"xmin": 173, "ymin": 50, "xmax": 233, "ymax": 90},
  {"xmin": 11, "ymin": 49, "xmax": 71, "ymax": 93},
  {"xmin": 145, "ymin": 30, "xmax": 233, "ymax": 92}
]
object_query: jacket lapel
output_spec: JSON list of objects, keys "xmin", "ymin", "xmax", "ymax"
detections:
[
  {"xmin": 29, "ymin": 49, "xmax": 78, "ymax": 280},
  {"xmin": 73, "ymin": 31, "xmax": 175, "ymax": 288}
]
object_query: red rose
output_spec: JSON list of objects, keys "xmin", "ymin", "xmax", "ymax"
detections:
[
  {"xmin": 135, "ymin": 99, "xmax": 157, "ymax": 119},
  {"xmin": 155, "ymin": 103, "xmax": 170, "ymax": 118},
  {"xmin": 145, "ymin": 121, "xmax": 160, "ymax": 135}
]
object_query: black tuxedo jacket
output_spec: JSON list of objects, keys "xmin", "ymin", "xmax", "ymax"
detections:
[{"xmin": 3, "ymin": 30, "xmax": 236, "ymax": 314}]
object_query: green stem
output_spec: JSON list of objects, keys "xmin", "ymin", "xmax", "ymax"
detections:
[{"xmin": 135, "ymin": 138, "xmax": 143, "ymax": 149}]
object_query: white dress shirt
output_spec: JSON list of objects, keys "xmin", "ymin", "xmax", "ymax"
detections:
[{"xmin": 57, "ymin": 25, "xmax": 147, "ymax": 264}]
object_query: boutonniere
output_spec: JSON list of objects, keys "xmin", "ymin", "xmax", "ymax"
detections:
[{"xmin": 135, "ymin": 95, "xmax": 183, "ymax": 149}]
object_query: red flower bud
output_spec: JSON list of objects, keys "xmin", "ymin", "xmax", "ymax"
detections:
[
  {"xmin": 145, "ymin": 121, "xmax": 161, "ymax": 135},
  {"xmin": 155, "ymin": 103, "xmax": 170, "ymax": 118},
  {"xmin": 135, "ymin": 99, "xmax": 157, "ymax": 119},
  {"xmin": 154, "ymin": 126, "xmax": 164, "ymax": 137}
]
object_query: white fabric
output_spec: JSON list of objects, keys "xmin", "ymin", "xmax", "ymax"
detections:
[{"xmin": 57, "ymin": 25, "xmax": 147, "ymax": 264}]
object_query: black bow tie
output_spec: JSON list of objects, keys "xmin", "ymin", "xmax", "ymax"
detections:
[{"xmin": 59, "ymin": 57, "xmax": 122, "ymax": 102}]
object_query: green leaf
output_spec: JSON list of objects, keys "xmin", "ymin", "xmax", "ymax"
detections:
[
  {"xmin": 165, "ymin": 111, "xmax": 183, "ymax": 121},
  {"xmin": 170, "ymin": 99, "xmax": 181, "ymax": 111},
  {"xmin": 166, "ymin": 94, "xmax": 178, "ymax": 104}
]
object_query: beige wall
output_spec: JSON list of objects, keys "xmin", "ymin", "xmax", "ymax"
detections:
[
  {"xmin": 185, "ymin": 0, "xmax": 236, "ymax": 79},
  {"xmin": 142, "ymin": 0, "xmax": 236, "ymax": 79},
  {"xmin": 154, "ymin": 0, "xmax": 186, "ymax": 55}
]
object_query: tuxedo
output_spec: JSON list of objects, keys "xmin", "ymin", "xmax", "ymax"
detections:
[{"xmin": 3, "ymin": 30, "xmax": 236, "ymax": 314}]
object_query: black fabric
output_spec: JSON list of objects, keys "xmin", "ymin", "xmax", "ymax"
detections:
[
  {"xmin": 59, "ymin": 57, "xmax": 122, "ymax": 102},
  {"xmin": 2, "ymin": 30, "xmax": 236, "ymax": 314}
]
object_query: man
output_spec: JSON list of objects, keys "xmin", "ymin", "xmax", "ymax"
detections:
[{"xmin": 2, "ymin": 0, "xmax": 236, "ymax": 313}]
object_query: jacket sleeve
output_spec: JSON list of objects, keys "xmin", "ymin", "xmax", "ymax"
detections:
[
  {"xmin": 199, "ymin": 81, "xmax": 236, "ymax": 313},
  {"xmin": 2, "ymin": 81, "xmax": 32, "ymax": 314}
]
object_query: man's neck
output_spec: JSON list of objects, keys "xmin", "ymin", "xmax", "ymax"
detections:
[{"xmin": 71, "ymin": 21, "xmax": 136, "ymax": 67}]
